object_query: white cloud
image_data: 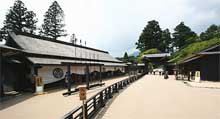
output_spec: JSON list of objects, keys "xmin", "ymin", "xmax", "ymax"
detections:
[{"xmin": 0, "ymin": 0, "xmax": 220, "ymax": 57}]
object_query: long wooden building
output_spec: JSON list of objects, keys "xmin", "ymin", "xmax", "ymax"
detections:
[
  {"xmin": 177, "ymin": 44, "xmax": 220, "ymax": 81},
  {"xmin": 0, "ymin": 32, "xmax": 126, "ymax": 98}
]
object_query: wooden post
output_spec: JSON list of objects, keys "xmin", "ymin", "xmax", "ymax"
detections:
[
  {"xmin": 105, "ymin": 88, "xmax": 108, "ymax": 100},
  {"xmin": 67, "ymin": 64, "xmax": 71, "ymax": 92},
  {"xmin": 82, "ymin": 100, "xmax": 86, "ymax": 119},
  {"xmin": 144, "ymin": 61, "xmax": 149, "ymax": 74},
  {"xmin": 135, "ymin": 63, "xmax": 138, "ymax": 78},
  {"xmin": 84, "ymin": 102, "xmax": 88, "ymax": 119},
  {"xmin": 99, "ymin": 65, "xmax": 102, "ymax": 83},
  {"xmin": 115, "ymin": 83, "xmax": 118, "ymax": 93},
  {"xmin": 99, "ymin": 92, "xmax": 105, "ymax": 107},
  {"xmin": 0, "ymin": 48, "xmax": 4, "ymax": 99},
  {"xmin": 123, "ymin": 80, "xmax": 126, "ymax": 86},
  {"xmin": 86, "ymin": 64, "xmax": 90, "ymax": 89},
  {"xmin": 32, "ymin": 66, "xmax": 38, "ymax": 93},
  {"xmin": 128, "ymin": 64, "xmax": 131, "ymax": 79},
  {"xmin": 93, "ymin": 97, "xmax": 96, "ymax": 111},
  {"xmin": 79, "ymin": 87, "xmax": 87, "ymax": 119},
  {"xmin": 121, "ymin": 81, "xmax": 123, "ymax": 89},
  {"xmin": 108, "ymin": 87, "xmax": 112, "ymax": 98}
]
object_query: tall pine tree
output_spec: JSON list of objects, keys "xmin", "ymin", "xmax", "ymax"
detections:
[
  {"xmin": 161, "ymin": 29, "xmax": 173, "ymax": 52},
  {"xmin": 123, "ymin": 52, "xmax": 129, "ymax": 62},
  {"xmin": 0, "ymin": 0, "xmax": 37, "ymax": 40},
  {"xmin": 136, "ymin": 20, "xmax": 169, "ymax": 52},
  {"xmin": 40, "ymin": 1, "xmax": 67, "ymax": 40},
  {"xmin": 172, "ymin": 22, "xmax": 197, "ymax": 48}
]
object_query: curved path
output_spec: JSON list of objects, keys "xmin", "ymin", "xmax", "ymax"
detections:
[{"xmin": 101, "ymin": 75, "xmax": 220, "ymax": 119}]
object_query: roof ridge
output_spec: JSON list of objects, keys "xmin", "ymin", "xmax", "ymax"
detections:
[{"xmin": 13, "ymin": 31, "xmax": 109, "ymax": 54}]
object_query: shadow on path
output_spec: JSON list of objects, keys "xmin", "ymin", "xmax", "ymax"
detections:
[
  {"xmin": 0, "ymin": 93, "xmax": 34, "ymax": 110},
  {"xmin": 94, "ymin": 78, "xmax": 142, "ymax": 119}
]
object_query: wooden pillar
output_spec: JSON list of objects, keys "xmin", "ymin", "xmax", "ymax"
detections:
[
  {"xmin": 0, "ymin": 48, "xmax": 4, "ymax": 99},
  {"xmin": 135, "ymin": 63, "xmax": 138, "ymax": 77},
  {"xmin": 99, "ymin": 65, "xmax": 102, "ymax": 83},
  {"xmin": 67, "ymin": 64, "xmax": 71, "ymax": 92},
  {"xmin": 144, "ymin": 61, "xmax": 149, "ymax": 74},
  {"xmin": 128, "ymin": 64, "xmax": 131, "ymax": 78},
  {"xmin": 86, "ymin": 64, "xmax": 90, "ymax": 89},
  {"xmin": 33, "ymin": 66, "xmax": 38, "ymax": 93},
  {"xmin": 34, "ymin": 66, "xmax": 38, "ymax": 75}
]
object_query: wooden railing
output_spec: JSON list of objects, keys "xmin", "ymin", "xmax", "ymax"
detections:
[{"xmin": 61, "ymin": 73, "xmax": 145, "ymax": 119}]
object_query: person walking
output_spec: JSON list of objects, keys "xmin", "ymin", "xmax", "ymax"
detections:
[{"xmin": 164, "ymin": 71, "xmax": 169, "ymax": 79}]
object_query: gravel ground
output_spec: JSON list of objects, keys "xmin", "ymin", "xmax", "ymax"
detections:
[
  {"xmin": 101, "ymin": 75, "xmax": 220, "ymax": 119},
  {"xmin": 0, "ymin": 76, "xmax": 128, "ymax": 119}
]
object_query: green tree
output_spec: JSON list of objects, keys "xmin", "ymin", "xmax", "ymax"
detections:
[
  {"xmin": 200, "ymin": 24, "xmax": 220, "ymax": 41},
  {"xmin": 123, "ymin": 52, "xmax": 129, "ymax": 62},
  {"xmin": 186, "ymin": 35, "xmax": 200, "ymax": 45},
  {"xmin": 0, "ymin": 0, "xmax": 37, "ymax": 40},
  {"xmin": 136, "ymin": 20, "xmax": 164, "ymax": 52},
  {"xmin": 40, "ymin": 1, "xmax": 67, "ymax": 40},
  {"xmin": 161, "ymin": 29, "xmax": 173, "ymax": 52},
  {"xmin": 173, "ymin": 22, "xmax": 197, "ymax": 48}
]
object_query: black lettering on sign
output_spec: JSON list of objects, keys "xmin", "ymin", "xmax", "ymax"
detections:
[{"xmin": 79, "ymin": 87, "xmax": 87, "ymax": 100}]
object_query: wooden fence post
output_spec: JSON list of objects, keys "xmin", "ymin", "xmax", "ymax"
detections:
[
  {"xmin": 99, "ymin": 92, "xmax": 105, "ymax": 107},
  {"xmin": 108, "ymin": 87, "xmax": 112, "ymax": 98},
  {"xmin": 93, "ymin": 97, "xmax": 97, "ymax": 111},
  {"xmin": 105, "ymin": 89, "xmax": 108, "ymax": 100}
]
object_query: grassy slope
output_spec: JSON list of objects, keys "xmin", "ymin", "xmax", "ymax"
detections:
[{"xmin": 170, "ymin": 38, "xmax": 220, "ymax": 63}]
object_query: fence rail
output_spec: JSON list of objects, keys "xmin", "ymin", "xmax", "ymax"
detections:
[{"xmin": 61, "ymin": 73, "xmax": 145, "ymax": 119}]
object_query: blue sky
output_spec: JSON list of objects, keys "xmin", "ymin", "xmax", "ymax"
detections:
[{"xmin": 1, "ymin": 0, "xmax": 220, "ymax": 57}]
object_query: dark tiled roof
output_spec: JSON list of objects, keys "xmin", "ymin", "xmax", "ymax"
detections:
[
  {"xmin": 8, "ymin": 32, "xmax": 124, "ymax": 65},
  {"xmin": 0, "ymin": 44, "xmax": 20, "ymax": 51}
]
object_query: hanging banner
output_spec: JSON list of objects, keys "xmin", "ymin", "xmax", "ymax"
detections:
[{"xmin": 35, "ymin": 76, "xmax": 44, "ymax": 93}]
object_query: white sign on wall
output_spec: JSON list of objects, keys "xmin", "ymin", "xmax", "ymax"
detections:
[{"xmin": 195, "ymin": 71, "xmax": 201, "ymax": 82}]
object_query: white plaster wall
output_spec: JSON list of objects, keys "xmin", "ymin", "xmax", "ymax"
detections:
[
  {"xmin": 38, "ymin": 65, "xmax": 125, "ymax": 84},
  {"xmin": 38, "ymin": 65, "xmax": 86, "ymax": 84},
  {"xmin": 38, "ymin": 66, "xmax": 67, "ymax": 84}
]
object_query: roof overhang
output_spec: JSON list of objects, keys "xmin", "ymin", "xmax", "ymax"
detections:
[
  {"xmin": 100, "ymin": 62, "xmax": 127, "ymax": 67},
  {"xmin": 179, "ymin": 51, "xmax": 220, "ymax": 64},
  {"xmin": 0, "ymin": 45, "xmax": 20, "ymax": 51},
  {"xmin": 180, "ymin": 55, "xmax": 203, "ymax": 64},
  {"xmin": 197, "ymin": 51, "xmax": 220, "ymax": 55},
  {"xmin": 0, "ymin": 45, "xmax": 21, "ymax": 57},
  {"xmin": 143, "ymin": 53, "xmax": 171, "ymax": 58},
  {"xmin": 137, "ymin": 63, "xmax": 145, "ymax": 66},
  {"xmin": 27, "ymin": 57, "xmax": 126, "ymax": 67},
  {"xmin": 28, "ymin": 57, "xmax": 103, "ymax": 65}
]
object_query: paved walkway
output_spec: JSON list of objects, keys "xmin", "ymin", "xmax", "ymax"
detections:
[
  {"xmin": 102, "ymin": 75, "xmax": 220, "ymax": 119},
  {"xmin": 0, "ymin": 76, "xmax": 129, "ymax": 119}
]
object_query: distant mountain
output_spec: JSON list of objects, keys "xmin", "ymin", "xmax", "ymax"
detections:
[{"xmin": 129, "ymin": 51, "xmax": 140, "ymax": 57}]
